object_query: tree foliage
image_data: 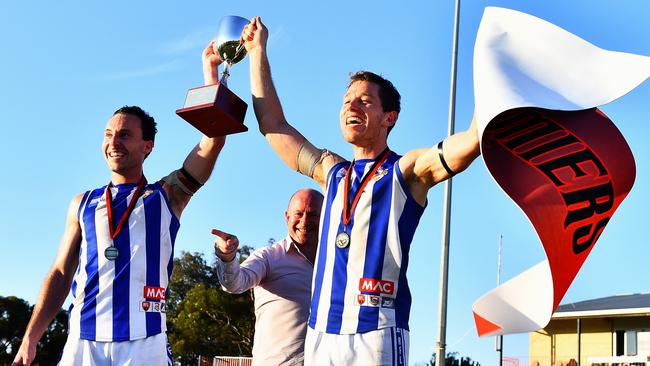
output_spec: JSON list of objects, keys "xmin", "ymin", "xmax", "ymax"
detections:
[
  {"xmin": 169, "ymin": 284, "xmax": 254, "ymax": 364},
  {"xmin": 0, "ymin": 295, "xmax": 67, "ymax": 365},
  {"xmin": 167, "ymin": 248, "xmax": 255, "ymax": 365},
  {"xmin": 167, "ymin": 251, "xmax": 219, "ymax": 317},
  {"xmin": 426, "ymin": 352, "xmax": 482, "ymax": 366}
]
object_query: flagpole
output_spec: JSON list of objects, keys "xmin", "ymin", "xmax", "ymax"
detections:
[
  {"xmin": 496, "ymin": 235, "xmax": 503, "ymax": 366},
  {"xmin": 435, "ymin": 0, "xmax": 461, "ymax": 364}
]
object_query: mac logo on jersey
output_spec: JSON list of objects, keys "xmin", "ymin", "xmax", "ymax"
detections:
[
  {"xmin": 144, "ymin": 286, "xmax": 166, "ymax": 300},
  {"xmin": 359, "ymin": 278, "xmax": 395, "ymax": 295}
]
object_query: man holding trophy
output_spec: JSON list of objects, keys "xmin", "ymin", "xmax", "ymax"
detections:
[
  {"xmin": 243, "ymin": 17, "xmax": 481, "ymax": 364},
  {"xmin": 11, "ymin": 29, "xmax": 233, "ymax": 366}
]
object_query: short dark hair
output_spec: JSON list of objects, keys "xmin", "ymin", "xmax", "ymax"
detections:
[
  {"xmin": 113, "ymin": 105, "xmax": 157, "ymax": 142},
  {"xmin": 348, "ymin": 71, "xmax": 401, "ymax": 114},
  {"xmin": 348, "ymin": 71, "xmax": 401, "ymax": 134}
]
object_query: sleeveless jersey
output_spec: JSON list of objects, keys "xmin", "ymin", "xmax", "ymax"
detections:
[
  {"xmin": 68, "ymin": 181, "xmax": 180, "ymax": 341},
  {"xmin": 309, "ymin": 151, "xmax": 425, "ymax": 334}
]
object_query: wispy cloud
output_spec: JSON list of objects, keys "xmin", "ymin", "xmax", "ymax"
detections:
[
  {"xmin": 95, "ymin": 22, "xmax": 287, "ymax": 82},
  {"xmin": 95, "ymin": 60, "xmax": 181, "ymax": 81},
  {"xmin": 160, "ymin": 26, "xmax": 215, "ymax": 54},
  {"xmin": 268, "ymin": 25, "xmax": 286, "ymax": 46},
  {"xmin": 161, "ymin": 23, "xmax": 286, "ymax": 55}
]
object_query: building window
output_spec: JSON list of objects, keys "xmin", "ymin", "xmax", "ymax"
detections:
[
  {"xmin": 615, "ymin": 330, "xmax": 624, "ymax": 356},
  {"xmin": 626, "ymin": 330, "xmax": 637, "ymax": 356}
]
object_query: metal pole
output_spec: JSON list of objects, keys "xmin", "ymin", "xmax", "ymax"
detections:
[
  {"xmin": 577, "ymin": 318, "xmax": 581, "ymax": 366},
  {"xmin": 435, "ymin": 0, "xmax": 461, "ymax": 365},
  {"xmin": 496, "ymin": 235, "xmax": 503, "ymax": 366}
]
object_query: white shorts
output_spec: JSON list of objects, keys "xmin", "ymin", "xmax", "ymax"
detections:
[
  {"xmin": 58, "ymin": 332, "xmax": 172, "ymax": 366},
  {"xmin": 304, "ymin": 326, "xmax": 409, "ymax": 366}
]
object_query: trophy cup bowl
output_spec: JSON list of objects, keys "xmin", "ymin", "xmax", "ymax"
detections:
[
  {"xmin": 176, "ymin": 16, "xmax": 250, "ymax": 137},
  {"xmin": 215, "ymin": 15, "xmax": 250, "ymax": 67}
]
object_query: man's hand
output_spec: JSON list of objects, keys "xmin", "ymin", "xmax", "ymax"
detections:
[
  {"xmin": 12, "ymin": 333, "xmax": 37, "ymax": 365},
  {"xmin": 212, "ymin": 229, "xmax": 239, "ymax": 263},
  {"xmin": 203, "ymin": 40, "xmax": 223, "ymax": 85},
  {"xmin": 243, "ymin": 16, "xmax": 268, "ymax": 55}
]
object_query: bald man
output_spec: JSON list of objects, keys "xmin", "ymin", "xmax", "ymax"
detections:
[{"xmin": 213, "ymin": 189, "xmax": 324, "ymax": 366}]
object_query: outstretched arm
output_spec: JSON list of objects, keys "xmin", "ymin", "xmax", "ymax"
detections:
[
  {"xmin": 13, "ymin": 195, "xmax": 83, "ymax": 366},
  {"xmin": 163, "ymin": 41, "xmax": 227, "ymax": 217},
  {"xmin": 245, "ymin": 17, "xmax": 343, "ymax": 187},
  {"xmin": 399, "ymin": 114, "xmax": 481, "ymax": 205}
]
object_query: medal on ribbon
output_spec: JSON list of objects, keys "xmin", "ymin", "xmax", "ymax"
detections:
[
  {"xmin": 104, "ymin": 176, "xmax": 147, "ymax": 260},
  {"xmin": 337, "ymin": 149, "xmax": 391, "ymax": 249}
]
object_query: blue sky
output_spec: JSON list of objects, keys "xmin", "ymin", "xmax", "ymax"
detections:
[{"xmin": 1, "ymin": 1, "xmax": 648, "ymax": 364}]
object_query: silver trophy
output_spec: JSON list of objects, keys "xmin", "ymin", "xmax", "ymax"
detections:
[
  {"xmin": 176, "ymin": 15, "xmax": 250, "ymax": 136},
  {"xmin": 215, "ymin": 15, "xmax": 250, "ymax": 86}
]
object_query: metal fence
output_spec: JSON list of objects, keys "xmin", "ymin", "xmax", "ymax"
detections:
[
  {"xmin": 197, "ymin": 355, "xmax": 253, "ymax": 366},
  {"xmin": 503, "ymin": 356, "xmax": 520, "ymax": 366}
]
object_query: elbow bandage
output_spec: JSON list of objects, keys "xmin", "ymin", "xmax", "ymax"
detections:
[
  {"xmin": 296, "ymin": 141, "xmax": 330, "ymax": 178},
  {"xmin": 162, "ymin": 166, "xmax": 203, "ymax": 195}
]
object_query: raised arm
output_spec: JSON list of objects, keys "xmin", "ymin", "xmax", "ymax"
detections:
[
  {"xmin": 162, "ymin": 41, "xmax": 227, "ymax": 218},
  {"xmin": 13, "ymin": 194, "xmax": 83, "ymax": 366},
  {"xmin": 399, "ymin": 115, "xmax": 481, "ymax": 205},
  {"xmin": 244, "ymin": 17, "xmax": 343, "ymax": 187}
]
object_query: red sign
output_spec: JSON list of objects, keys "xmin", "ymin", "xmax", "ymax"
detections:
[
  {"xmin": 359, "ymin": 278, "xmax": 395, "ymax": 295},
  {"xmin": 144, "ymin": 286, "xmax": 166, "ymax": 300}
]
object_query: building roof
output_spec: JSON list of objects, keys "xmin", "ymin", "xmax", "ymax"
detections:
[{"xmin": 552, "ymin": 293, "xmax": 650, "ymax": 319}]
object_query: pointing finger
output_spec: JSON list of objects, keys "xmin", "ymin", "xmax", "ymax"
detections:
[{"xmin": 211, "ymin": 228, "xmax": 231, "ymax": 240}]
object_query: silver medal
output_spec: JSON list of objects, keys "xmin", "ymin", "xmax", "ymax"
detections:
[
  {"xmin": 335, "ymin": 232, "xmax": 350, "ymax": 248},
  {"xmin": 105, "ymin": 246, "xmax": 119, "ymax": 260}
]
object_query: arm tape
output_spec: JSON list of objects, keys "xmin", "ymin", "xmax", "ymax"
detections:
[
  {"xmin": 162, "ymin": 168, "xmax": 202, "ymax": 196},
  {"xmin": 437, "ymin": 140, "xmax": 457, "ymax": 177},
  {"xmin": 180, "ymin": 166, "xmax": 203, "ymax": 188},
  {"xmin": 296, "ymin": 141, "xmax": 330, "ymax": 178}
]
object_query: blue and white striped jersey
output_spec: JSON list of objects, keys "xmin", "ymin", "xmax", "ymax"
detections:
[
  {"xmin": 309, "ymin": 152, "xmax": 425, "ymax": 334},
  {"xmin": 68, "ymin": 181, "xmax": 179, "ymax": 341}
]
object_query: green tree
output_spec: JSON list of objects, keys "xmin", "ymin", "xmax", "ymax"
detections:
[
  {"xmin": 35, "ymin": 309, "xmax": 68, "ymax": 365},
  {"xmin": 167, "ymin": 248, "xmax": 255, "ymax": 365},
  {"xmin": 167, "ymin": 251, "xmax": 219, "ymax": 317},
  {"xmin": 425, "ymin": 352, "xmax": 482, "ymax": 366},
  {"xmin": 0, "ymin": 295, "xmax": 68, "ymax": 365},
  {"xmin": 169, "ymin": 284, "xmax": 254, "ymax": 364},
  {"xmin": 0, "ymin": 296, "xmax": 31, "ymax": 364}
]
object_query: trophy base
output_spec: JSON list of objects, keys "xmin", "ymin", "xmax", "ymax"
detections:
[{"xmin": 176, "ymin": 83, "xmax": 248, "ymax": 137}]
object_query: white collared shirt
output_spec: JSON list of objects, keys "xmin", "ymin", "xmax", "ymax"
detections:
[{"xmin": 217, "ymin": 236, "xmax": 313, "ymax": 365}]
